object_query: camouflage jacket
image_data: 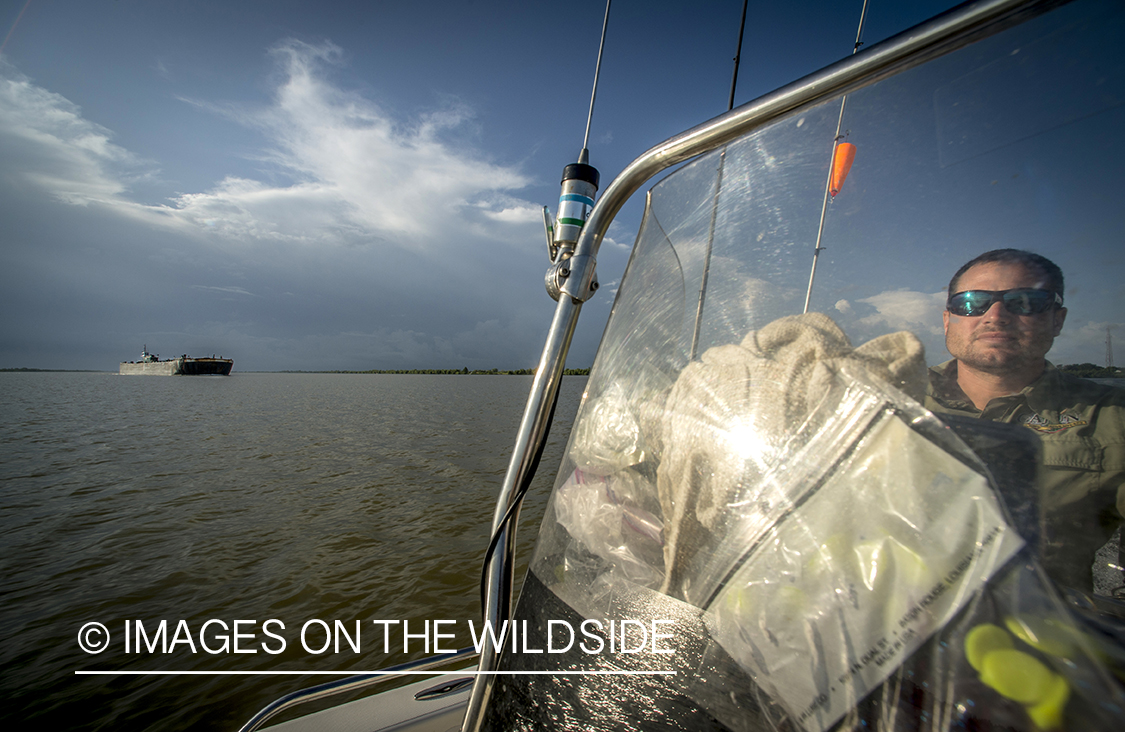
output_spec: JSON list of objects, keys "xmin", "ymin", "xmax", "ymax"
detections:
[{"xmin": 925, "ymin": 360, "xmax": 1125, "ymax": 593}]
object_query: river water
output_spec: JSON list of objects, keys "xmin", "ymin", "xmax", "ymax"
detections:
[{"xmin": 0, "ymin": 372, "xmax": 585, "ymax": 732}]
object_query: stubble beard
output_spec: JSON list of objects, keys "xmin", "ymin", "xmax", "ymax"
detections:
[{"xmin": 948, "ymin": 328, "xmax": 1051, "ymax": 377}]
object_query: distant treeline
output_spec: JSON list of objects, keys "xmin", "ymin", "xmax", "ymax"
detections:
[
  {"xmin": 1058, "ymin": 363, "xmax": 1124, "ymax": 378},
  {"xmin": 0, "ymin": 368, "xmax": 103, "ymax": 372},
  {"xmin": 279, "ymin": 368, "xmax": 592, "ymax": 376}
]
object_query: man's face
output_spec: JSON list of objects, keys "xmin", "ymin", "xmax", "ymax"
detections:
[{"xmin": 943, "ymin": 261, "xmax": 1067, "ymax": 375}]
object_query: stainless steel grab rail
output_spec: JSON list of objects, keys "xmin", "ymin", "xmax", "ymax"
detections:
[
  {"xmin": 459, "ymin": 1, "xmax": 1055, "ymax": 730},
  {"xmin": 238, "ymin": 648, "xmax": 478, "ymax": 732}
]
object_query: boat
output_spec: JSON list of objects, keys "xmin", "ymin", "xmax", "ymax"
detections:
[
  {"xmin": 240, "ymin": 0, "xmax": 1125, "ymax": 729},
  {"xmin": 119, "ymin": 346, "xmax": 234, "ymax": 376}
]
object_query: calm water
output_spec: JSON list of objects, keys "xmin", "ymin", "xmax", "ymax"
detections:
[{"xmin": 0, "ymin": 372, "xmax": 585, "ymax": 731}]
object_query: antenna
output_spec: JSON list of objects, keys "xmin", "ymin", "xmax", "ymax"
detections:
[
  {"xmin": 580, "ymin": 0, "xmax": 613, "ymax": 164},
  {"xmin": 1108, "ymin": 326, "xmax": 1115, "ymax": 369},
  {"xmin": 543, "ymin": 0, "xmax": 609, "ymax": 298}
]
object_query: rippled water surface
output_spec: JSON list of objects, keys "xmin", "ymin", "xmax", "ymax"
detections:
[{"xmin": 0, "ymin": 372, "xmax": 585, "ymax": 731}]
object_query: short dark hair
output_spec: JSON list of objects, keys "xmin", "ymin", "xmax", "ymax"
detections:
[{"xmin": 948, "ymin": 249, "xmax": 1064, "ymax": 298}]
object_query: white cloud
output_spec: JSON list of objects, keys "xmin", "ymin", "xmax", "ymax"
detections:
[
  {"xmin": 856, "ymin": 289, "xmax": 946, "ymax": 335},
  {"xmin": 0, "ymin": 62, "xmax": 143, "ymax": 205},
  {"xmin": 840, "ymin": 288, "xmax": 948, "ymax": 364},
  {"xmin": 167, "ymin": 176, "xmax": 361, "ymax": 243},
  {"xmin": 0, "ymin": 40, "xmax": 538, "ymax": 253},
  {"xmin": 184, "ymin": 38, "xmax": 534, "ymax": 250},
  {"xmin": 479, "ymin": 197, "xmax": 543, "ymax": 225},
  {"xmin": 191, "ymin": 285, "xmax": 256, "ymax": 297}
]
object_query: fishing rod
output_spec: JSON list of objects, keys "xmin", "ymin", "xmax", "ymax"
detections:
[
  {"xmin": 728, "ymin": 0, "xmax": 750, "ymax": 112},
  {"xmin": 802, "ymin": 0, "xmax": 869, "ymax": 314},
  {"xmin": 690, "ymin": 0, "xmax": 751, "ymax": 359}
]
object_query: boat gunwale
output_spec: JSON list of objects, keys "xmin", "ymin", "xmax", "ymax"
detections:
[{"xmin": 238, "ymin": 648, "xmax": 479, "ymax": 732}]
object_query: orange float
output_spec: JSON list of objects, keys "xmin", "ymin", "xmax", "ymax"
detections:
[{"xmin": 829, "ymin": 142, "xmax": 856, "ymax": 197}]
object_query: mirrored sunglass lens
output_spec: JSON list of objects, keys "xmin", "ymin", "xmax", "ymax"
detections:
[
  {"xmin": 1002, "ymin": 289, "xmax": 1051, "ymax": 314},
  {"xmin": 1005, "ymin": 292, "xmax": 1033, "ymax": 314},
  {"xmin": 951, "ymin": 292, "xmax": 993, "ymax": 315}
]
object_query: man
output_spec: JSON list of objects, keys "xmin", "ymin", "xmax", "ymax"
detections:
[{"xmin": 925, "ymin": 248, "xmax": 1125, "ymax": 599}]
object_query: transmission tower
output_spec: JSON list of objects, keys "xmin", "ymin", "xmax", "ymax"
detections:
[{"xmin": 1108, "ymin": 327, "xmax": 1115, "ymax": 369}]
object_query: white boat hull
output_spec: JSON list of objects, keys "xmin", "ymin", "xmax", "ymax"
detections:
[{"xmin": 265, "ymin": 672, "xmax": 472, "ymax": 732}]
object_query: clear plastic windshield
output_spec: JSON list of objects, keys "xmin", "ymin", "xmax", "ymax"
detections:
[{"xmin": 501, "ymin": 1, "xmax": 1125, "ymax": 731}]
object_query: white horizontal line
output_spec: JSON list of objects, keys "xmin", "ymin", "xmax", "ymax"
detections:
[{"xmin": 75, "ymin": 670, "xmax": 676, "ymax": 676}]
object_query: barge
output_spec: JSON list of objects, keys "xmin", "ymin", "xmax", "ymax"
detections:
[{"xmin": 119, "ymin": 346, "xmax": 233, "ymax": 376}]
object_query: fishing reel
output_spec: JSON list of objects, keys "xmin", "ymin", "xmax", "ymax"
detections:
[{"xmin": 544, "ymin": 162, "xmax": 600, "ymax": 302}]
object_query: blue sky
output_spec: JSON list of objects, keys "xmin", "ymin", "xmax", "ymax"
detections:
[{"xmin": 4, "ymin": 0, "xmax": 1099, "ymax": 372}]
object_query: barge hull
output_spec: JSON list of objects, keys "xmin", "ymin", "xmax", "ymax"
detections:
[{"xmin": 119, "ymin": 358, "xmax": 233, "ymax": 376}]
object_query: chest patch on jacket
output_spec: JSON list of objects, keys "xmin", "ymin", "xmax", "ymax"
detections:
[{"xmin": 1021, "ymin": 412, "xmax": 1088, "ymax": 434}]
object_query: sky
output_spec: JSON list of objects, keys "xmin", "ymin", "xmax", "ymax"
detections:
[{"xmin": 2, "ymin": 0, "xmax": 1102, "ymax": 373}]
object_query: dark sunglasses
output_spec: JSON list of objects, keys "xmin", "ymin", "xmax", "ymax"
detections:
[{"xmin": 947, "ymin": 288, "xmax": 1063, "ymax": 317}]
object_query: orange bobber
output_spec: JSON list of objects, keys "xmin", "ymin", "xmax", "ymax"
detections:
[{"xmin": 829, "ymin": 142, "xmax": 856, "ymax": 197}]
